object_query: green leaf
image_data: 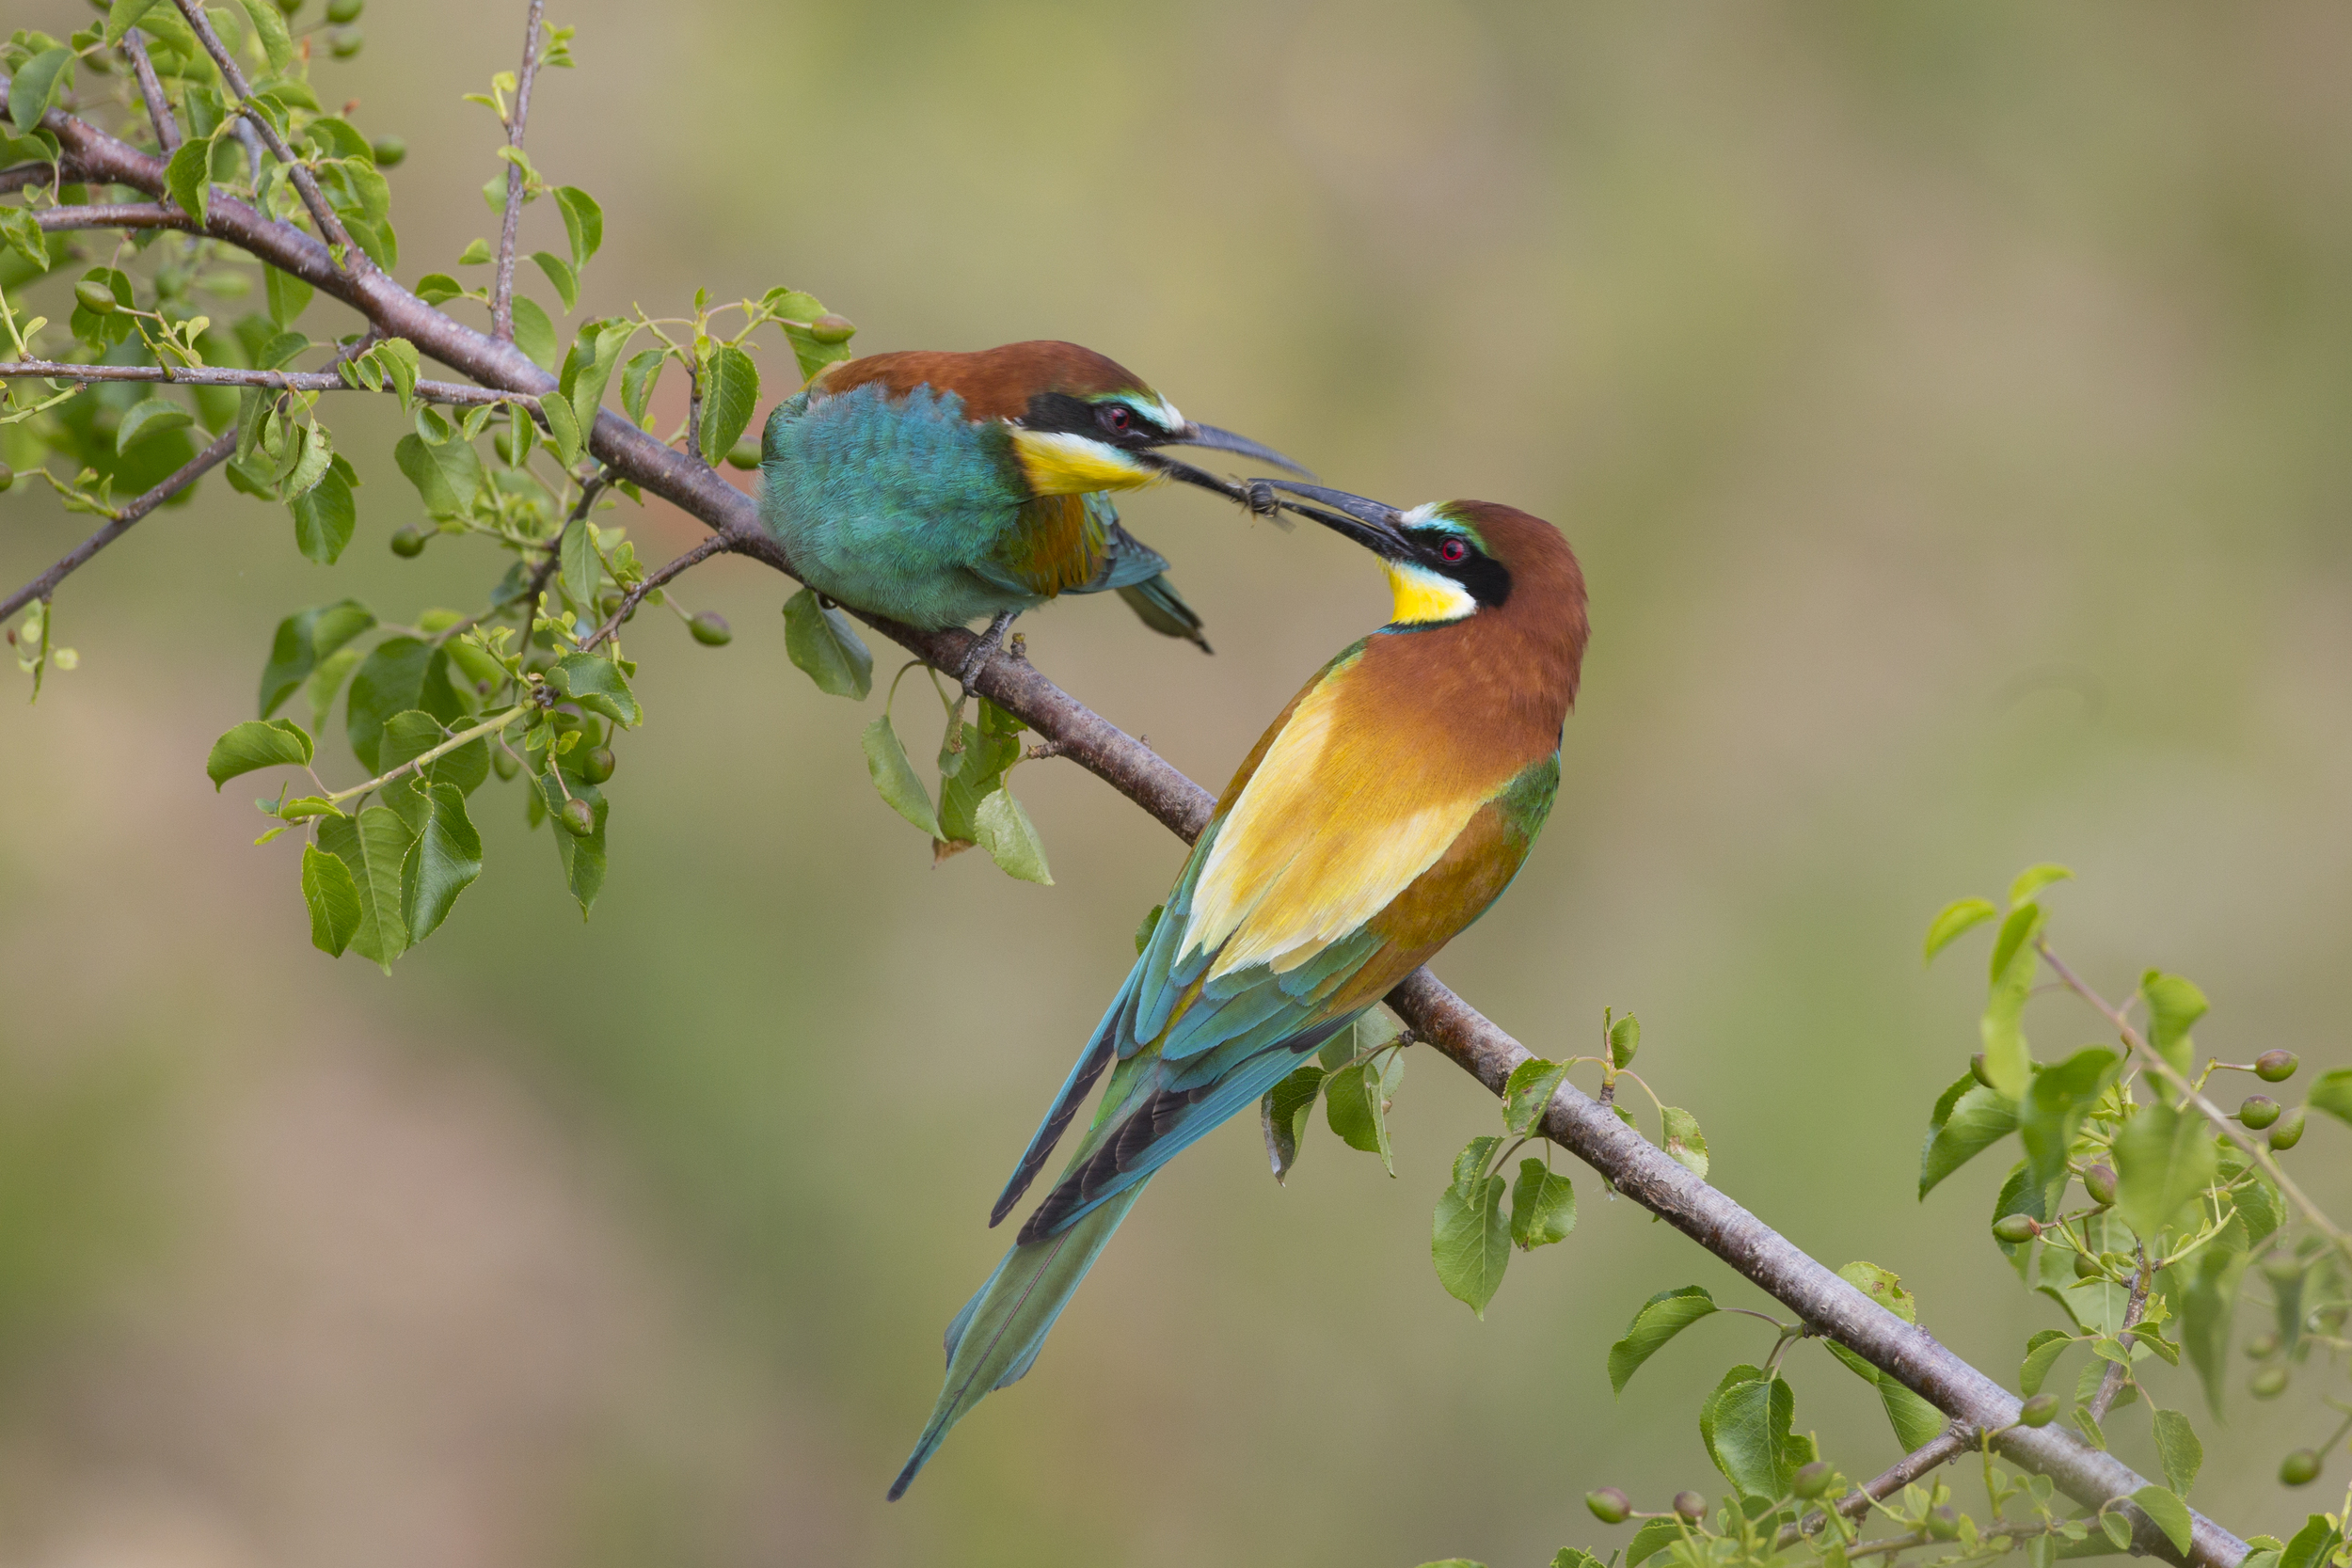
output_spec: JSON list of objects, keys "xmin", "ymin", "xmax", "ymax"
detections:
[
  {"xmin": 111, "ymin": 397, "xmax": 189, "ymax": 458},
  {"xmin": 1607, "ymin": 1286, "xmax": 1717, "ymax": 1394},
  {"xmin": 2113, "ymin": 1102, "xmax": 2217, "ymax": 1243},
  {"xmin": 2171, "ymin": 1246, "xmax": 2249, "ymax": 1418},
  {"xmin": 530, "ymin": 250, "xmax": 578, "ymax": 312},
  {"xmin": 548, "ymin": 652, "xmax": 642, "ymax": 728},
  {"xmin": 554, "ymin": 186, "xmax": 602, "ymax": 270},
  {"xmin": 2131, "ymin": 1487, "xmax": 2191, "ymax": 1557},
  {"xmin": 399, "ymin": 781, "xmax": 481, "ymax": 943},
  {"xmin": 1326, "ymin": 1048, "xmax": 1404, "ymax": 1173},
  {"xmin": 1994, "ymin": 1157, "xmax": 2066, "ymax": 1279},
  {"xmin": 563, "ymin": 320, "xmax": 631, "ymax": 436},
  {"xmin": 164, "ymin": 136, "xmax": 212, "ymax": 227},
  {"xmin": 621, "ymin": 348, "xmax": 663, "ymax": 428},
  {"xmin": 539, "ymin": 392, "xmax": 582, "ymax": 467},
  {"xmin": 557, "ymin": 515, "xmax": 598, "ymax": 611},
  {"xmin": 1706, "ymin": 1373, "xmax": 1796, "ymax": 1502},
  {"xmin": 2009, "ymin": 863, "xmax": 2074, "ymax": 906},
  {"xmin": 1432, "ymin": 1164, "xmax": 1510, "ymax": 1316},
  {"xmin": 1260, "ymin": 1064, "xmax": 1323, "ymax": 1183},
  {"xmin": 1919, "ymin": 1071, "xmax": 2018, "ymax": 1198},
  {"xmin": 1609, "ymin": 1013, "xmax": 1640, "ymax": 1068},
  {"xmin": 303, "ymin": 646, "xmax": 362, "ymax": 734},
  {"xmin": 2281, "ymin": 1517, "xmax": 2342, "ymax": 1568},
  {"xmin": 345, "ymin": 636, "xmax": 431, "ymax": 772},
  {"xmin": 2101, "ymin": 1513, "xmax": 2137, "ymax": 1552},
  {"xmin": 263, "ymin": 262, "xmax": 311, "ymax": 327},
  {"xmin": 1503, "ymin": 1057, "xmax": 1569, "ymax": 1136},
  {"xmin": 2020, "ymin": 1329, "xmax": 2075, "ymax": 1396},
  {"xmin": 2150, "ymin": 1407, "xmax": 2201, "ymax": 1497},
  {"xmin": 1661, "ymin": 1105, "xmax": 1708, "ymax": 1179},
  {"xmin": 697, "ymin": 343, "xmax": 759, "ymax": 466},
  {"xmin": 1509, "ymin": 1159, "xmax": 1576, "ymax": 1249},
  {"xmin": 8, "ymin": 49, "xmax": 72, "ymax": 138},
  {"xmin": 781, "ymin": 587, "xmax": 872, "ymax": 698},
  {"xmin": 1878, "ymin": 1376, "xmax": 1947, "ymax": 1450},
  {"xmin": 861, "ymin": 714, "xmax": 940, "ymax": 836},
  {"xmin": 2308, "ymin": 1068, "xmax": 2352, "ymax": 1126},
  {"xmin": 317, "ymin": 806, "xmax": 413, "ymax": 973},
  {"xmin": 289, "ymin": 466, "xmax": 356, "ymax": 563},
  {"xmin": 104, "ymin": 0, "xmax": 167, "ymax": 44},
  {"xmin": 974, "ymin": 788, "xmax": 1053, "ymax": 884},
  {"xmin": 235, "ymin": 0, "xmax": 294, "ymax": 71},
  {"xmin": 1553, "ymin": 1549, "xmax": 1607, "ymax": 1568},
  {"xmin": 1837, "ymin": 1260, "xmax": 1919, "ymax": 1323},
  {"xmin": 1924, "ymin": 896, "xmax": 1998, "ymax": 962},
  {"xmin": 937, "ymin": 723, "xmax": 1020, "ymax": 843},
  {"xmin": 1624, "ymin": 1520, "xmax": 1684, "ymax": 1567},
  {"xmin": 299, "ymin": 840, "xmax": 360, "ymax": 957},
  {"xmin": 392, "ymin": 432, "xmax": 483, "ymax": 520},
  {"xmin": 206, "ymin": 718, "xmax": 313, "ymax": 787},
  {"xmin": 2140, "ymin": 973, "xmax": 2209, "ymax": 1077},
  {"xmin": 2020, "ymin": 1047, "xmax": 2120, "ymax": 1195},
  {"xmin": 510, "ymin": 296, "xmax": 558, "ymax": 371},
  {"xmin": 1980, "ymin": 901, "xmax": 2044, "ymax": 1101},
  {"xmin": 537, "ymin": 772, "xmax": 607, "ymax": 916},
  {"xmin": 258, "ymin": 600, "xmax": 375, "ymax": 718}
]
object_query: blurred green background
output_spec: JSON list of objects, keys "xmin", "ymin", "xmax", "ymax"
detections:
[{"xmin": 4, "ymin": 2, "xmax": 2351, "ymax": 1563}]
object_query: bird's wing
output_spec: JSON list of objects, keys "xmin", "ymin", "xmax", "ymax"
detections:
[{"xmin": 966, "ymin": 491, "xmax": 1115, "ymax": 600}]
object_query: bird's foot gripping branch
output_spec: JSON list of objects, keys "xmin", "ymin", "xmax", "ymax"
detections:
[{"xmin": 0, "ymin": 8, "xmax": 2331, "ymax": 1566}]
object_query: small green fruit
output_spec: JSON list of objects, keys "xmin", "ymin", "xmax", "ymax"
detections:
[
  {"xmin": 2262, "ymin": 1254, "xmax": 2304, "ymax": 1286},
  {"xmin": 328, "ymin": 24, "xmax": 362, "ymax": 56},
  {"xmin": 2239, "ymin": 1095, "xmax": 2281, "ymax": 1130},
  {"xmin": 597, "ymin": 591, "xmax": 625, "ymax": 620},
  {"xmin": 274, "ymin": 0, "xmax": 302, "ymax": 15},
  {"xmin": 2250, "ymin": 1366, "xmax": 2289, "ymax": 1401},
  {"xmin": 1585, "ymin": 1488, "xmax": 1631, "ymax": 1525},
  {"xmin": 2269, "ymin": 1107, "xmax": 2306, "ymax": 1151},
  {"xmin": 2018, "ymin": 1393, "xmax": 2059, "ymax": 1428},
  {"xmin": 1992, "ymin": 1213, "xmax": 2039, "ymax": 1245},
  {"xmin": 74, "ymin": 278, "xmax": 117, "ymax": 314},
  {"xmin": 326, "ymin": 0, "xmax": 363, "ymax": 21},
  {"xmin": 2255, "ymin": 1050, "xmax": 2298, "ymax": 1083},
  {"xmin": 1671, "ymin": 1492, "xmax": 1706, "ymax": 1523},
  {"xmin": 2280, "ymin": 1449, "xmax": 2321, "ymax": 1487},
  {"xmin": 725, "ymin": 436, "xmax": 761, "ymax": 470},
  {"xmin": 1927, "ymin": 1507, "xmax": 1960, "ymax": 1542},
  {"xmin": 2082, "ymin": 1164, "xmax": 2118, "ymax": 1207},
  {"xmin": 580, "ymin": 746, "xmax": 615, "ymax": 785},
  {"xmin": 370, "ymin": 136, "xmax": 406, "ymax": 168},
  {"xmin": 389, "ymin": 524, "xmax": 427, "ymax": 558},
  {"xmin": 2246, "ymin": 1332, "xmax": 2280, "ymax": 1360},
  {"xmin": 1970, "ymin": 1053, "xmax": 1995, "ymax": 1090},
  {"xmin": 2074, "ymin": 1249, "xmax": 2106, "ymax": 1280},
  {"xmin": 0, "ymin": 462, "xmax": 14, "ymax": 492},
  {"xmin": 689, "ymin": 610, "xmax": 733, "ymax": 646},
  {"xmin": 808, "ymin": 312, "xmax": 856, "ymax": 344},
  {"xmin": 556, "ymin": 797, "xmax": 596, "ymax": 836},
  {"xmin": 490, "ymin": 747, "xmax": 518, "ymax": 782},
  {"xmin": 1791, "ymin": 1463, "xmax": 1832, "ymax": 1500}
]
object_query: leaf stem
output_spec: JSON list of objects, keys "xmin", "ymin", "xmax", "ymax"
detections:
[{"xmin": 324, "ymin": 705, "xmax": 527, "ymax": 806}]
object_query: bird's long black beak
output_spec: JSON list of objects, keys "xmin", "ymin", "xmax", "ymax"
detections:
[
  {"xmin": 1170, "ymin": 422, "xmax": 1313, "ymax": 478},
  {"xmin": 1254, "ymin": 480, "xmax": 1410, "ymax": 558}
]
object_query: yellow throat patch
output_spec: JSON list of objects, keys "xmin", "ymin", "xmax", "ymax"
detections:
[
  {"xmin": 1385, "ymin": 561, "xmax": 1478, "ymax": 626},
  {"xmin": 1009, "ymin": 429, "xmax": 1160, "ymax": 497}
]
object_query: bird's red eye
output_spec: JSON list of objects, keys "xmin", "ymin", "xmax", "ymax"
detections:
[
  {"xmin": 1101, "ymin": 404, "xmax": 1133, "ymax": 434},
  {"xmin": 1438, "ymin": 537, "xmax": 1470, "ymax": 564}
]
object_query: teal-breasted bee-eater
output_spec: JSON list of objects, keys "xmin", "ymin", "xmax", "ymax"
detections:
[
  {"xmin": 757, "ymin": 341, "xmax": 1306, "ymax": 671},
  {"xmin": 887, "ymin": 480, "xmax": 1590, "ymax": 1498}
]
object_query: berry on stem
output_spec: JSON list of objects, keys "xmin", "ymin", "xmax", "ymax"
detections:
[{"xmin": 1586, "ymin": 1488, "xmax": 1631, "ymax": 1525}]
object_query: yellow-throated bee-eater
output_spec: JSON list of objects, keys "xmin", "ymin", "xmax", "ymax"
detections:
[
  {"xmin": 757, "ymin": 341, "xmax": 1307, "ymax": 673},
  {"xmin": 888, "ymin": 480, "xmax": 1590, "ymax": 1497}
]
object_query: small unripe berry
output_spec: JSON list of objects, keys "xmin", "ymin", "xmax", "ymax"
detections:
[
  {"xmin": 689, "ymin": 610, "xmax": 733, "ymax": 645},
  {"xmin": 579, "ymin": 745, "xmax": 615, "ymax": 785},
  {"xmin": 556, "ymin": 797, "xmax": 596, "ymax": 836},
  {"xmin": 1585, "ymin": 1488, "xmax": 1631, "ymax": 1525},
  {"xmin": 490, "ymin": 747, "xmax": 519, "ymax": 781},
  {"xmin": 2083, "ymin": 1164, "xmax": 2118, "ymax": 1207},
  {"xmin": 2018, "ymin": 1393, "xmax": 2059, "ymax": 1428},
  {"xmin": 2074, "ymin": 1249, "xmax": 2106, "ymax": 1280},
  {"xmin": 1992, "ymin": 1213, "xmax": 2039, "ymax": 1245},
  {"xmin": 1792, "ymin": 1462, "xmax": 1832, "ymax": 1500},
  {"xmin": 370, "ymin": 136, "xmax": 405, "ymax": 167},
  {"xmin": 74, "ymin": 278, "xmax": 117, "ymax": 314},
  {"xmin": 2280, "ymin": 1449, "xmax": 2321, "ymax": 1487},
  {"xmin": 725, "ymin": 436, "xmax": 761, "ymax": 469},
  {"xmin": 2246, "ymin": 1332, "xmax": 2280, "ymax": 1360},
  {"xmin": 2263, "ymin": 1254, "xmax": 2304, "ymax": 1286},
  {"xmin": 1672, "ymin": 1492, "xmax": 1706, "ymax": 1523},
  {"xmin": 2239, "ymin": 1095, "xmax": 2281, "ymax": 1130},
  {"xmin": 2250, "ymin": 1366, "xmax": 2289, "ymax": 1401},
  {"xmin": 328, "ymin": 24, "xmax": 362, "ymax": 56},
  {"xmin": 1927, "ymin": 1507, "xmax": 1960, "ymax": 1541},
  {"xmin": 597, "ymin": 591, "xmax": 625, "ymax": 620},
  {"xmin": 1970, "ymin": 1053, "xmax": 1995, "ymax": 1089},
  {"xmin": 326, "ymin": 0, "xmax": 363, "ymax": 20},
  {"xmin": 808, "ymin": 312, "xmax": 856, "ymax": 343},
  {"xmin": 389, "ymin": 524, "xmax": 427, "ymax": 558},
  {"xmin": 273, "ymin": 0, "xmax": 301, "ymax": 15},
  {"xmin": 2255, "ymin": 1050, "xmax": 2298, "ymax": 1083},
  {"xmin": 2269, "ymin": 1107, "xmax": 2306, "ymax": 1151},
  {"xmin": 0, "ymin": 462, "xmax": 14, "ymax": 492}
]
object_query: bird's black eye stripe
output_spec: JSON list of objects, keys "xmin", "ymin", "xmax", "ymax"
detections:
[
  {"xmin": 1025, "ymin": 391, "xmax": 1156, "ymax": 444},
  {"xmin": 1403, "ymin": 527, "xmax": 1512, "ymax": 608}
]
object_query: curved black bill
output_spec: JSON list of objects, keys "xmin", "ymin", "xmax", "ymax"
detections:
[
  {"xmin": 1254, "ymin": 480, "xmax": 1409, "ymax": 557},
  {"xmin": 1171, "ymin": 422, "xmax": 1313, "ymax": 479}
]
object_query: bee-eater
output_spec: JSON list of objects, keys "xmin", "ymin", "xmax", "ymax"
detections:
[
  {"xmin": 887, "ymin": 480, "xmax": 1590, "ymax": 1498},
  {"xmin": 757, "ymin": 341, "xmax": 1307, "ymax": 673}
]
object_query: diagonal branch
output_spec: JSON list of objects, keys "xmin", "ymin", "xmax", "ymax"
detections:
[
  {"xmin": 0, "ymin": 429, "xmax": 234, "ymax": 625},
  {"xmin": 580, "ymin": 530, "xmax": 732, "ymax": 651},
  {"xmin": 0, "ymin": 360, "xmax": 516, "ymax": 405},
  {"xmin": 36, "ymin": 202, "xmax": 192, "ymax": 232},
  {"xmin": 168, "ymin": 0, "xmax": 358, "ymax": 264},
  {"xmin": 121, "ymin": 30, "xmax": 182, "ymax": 153},
  {"xmin": 489, "ymin": 0, "xmax": 547, "ymax": 343},
  {"xmin": 1783, "ymin": 1422, "xmax": 1974, "ymax": 1546}
]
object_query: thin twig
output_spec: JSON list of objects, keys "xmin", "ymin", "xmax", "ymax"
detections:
[
  {"xmin": 429, "ymin": 478, "xmax": 603, "ymax": 648},
  {"xmin": 580, "ymin": 530, "xmax": 732, "ymax": 651},
  {"xmin": 169, "ymin": 0, "xmax": 358, "ymax": 263},
  {"xmin": 0, "ymin": 360, "xmax": 514, "ymax": 404},
  {"xmin": 2086, "ymin": 1257, "xmax": 2151, "ymax": 1423},
  {"xmin": 1785, "ymin": 1425, "xmax": 1973, "ymax": 1546},
  {"xmin": 0, "ymin": 429, "xmax": 234, "ymax": 624},
  {"xmin": 489, "ymin": 0, "xmax": 547, "ymax": 343},
  {"xmin": 121, "ymin": 30, "xmax": 182, "ymax": 152}
]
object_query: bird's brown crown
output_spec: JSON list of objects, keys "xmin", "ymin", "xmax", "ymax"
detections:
[{"xmin": 812, "ymin": 341, "xmax": 1152, "ymax": 423}]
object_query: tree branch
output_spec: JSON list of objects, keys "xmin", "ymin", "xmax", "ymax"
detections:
[
  {"xmin": 168, "ymin": 0, "xmax": 359, "ymax": 264},
  {"xmin": 2087, "ymin": 1258, "xmax": 2150, "ymax": 1423},
  {"xmin": 489, "ymin": 0, "xmax": 546, "ymax": 343},
  {"xmin": 580, "ymin": 529, "xmax": 731, "ymax": 651},
  {"xmin": 14, "ymin": 95, "xmax": 2253, "ymax": 1568},
  {"xmin": 35, "ymin": 201, "xmax": 192, "ymax": 232},
  {"xmin": 0, "ymin": 428, "xmax": 234, "ymax": 624},
  {"xmin": 0, "ymin": 360, "xmax": 513, "ymax": 404},
  {"xmin": 121, "ymin": 30, "xmax": 182, "ymax": 154},
  {"xmin": 1783, "ymin": 1423, "xmax": 1974, "ymax": 1545}
]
